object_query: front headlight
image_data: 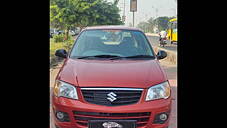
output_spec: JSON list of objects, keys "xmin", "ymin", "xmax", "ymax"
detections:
[
  {"xmin": 53, "ymin": 80, "xmax": 78, "ymax": 100},
  {"xmin": 145, "ymin": 81, "xmax": 171, "ymax": 101}
]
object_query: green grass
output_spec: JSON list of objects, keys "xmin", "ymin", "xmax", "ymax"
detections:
[
  {"xmin": 50, "ymin": 41, "xmax": 64, "ymax": 57},
  {"xmin": 49, "ymin": 37, "xmax": 75, "ymax": 68},
  {"xmin": 50, "ymin": 39, "xmax": 65, "ymax": 67}
]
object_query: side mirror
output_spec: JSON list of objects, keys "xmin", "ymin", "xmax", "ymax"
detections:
[
  {"xmin": 157, "ymin": 50, "xmax": 167, "ymax": 60},
  {"xmin": 55, "ymin": 49, "xmax": 67, "ymax": 58}
]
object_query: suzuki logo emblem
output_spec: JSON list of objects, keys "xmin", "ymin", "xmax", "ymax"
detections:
[
  {"xmin": 107, "ymin": 92, "xmax": 117, "ymax": 102},
  {"xmin": 102, "ymin": 122, "xmax": 122, "ymax": 128}
]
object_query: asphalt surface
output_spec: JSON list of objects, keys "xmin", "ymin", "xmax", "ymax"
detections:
[
  {"xmin": 160, "ymin": 60, "xmax": 177, "ymax": 128},
  {"xmin": 49, "ymin": 35, "xmax": 177, "ymax": 128},
  {"xmin": 146, "ymin": 35, "xmax": 177, "ymax": 52}
]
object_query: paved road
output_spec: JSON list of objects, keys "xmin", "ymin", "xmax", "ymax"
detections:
[
  {"xmin": 160, "ymin": 60, "xmax": 177, "ymax": 128},
  {"xmin": 146, "ymin": 35, "xmax": 177, "ymax": 52},
  {"xmin": 147, "ymin": 34, "xmax": 177, "ymax": 128}
]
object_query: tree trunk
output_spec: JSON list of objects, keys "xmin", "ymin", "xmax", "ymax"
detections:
[
  {"xmin": 79, "ymin": 26, "xmax": 83, "ymax": 32},
  {"xmin": 65, "ymin": 28, "xmax": 70, "ymax": 51},
  {"xmin": 66, "ymin": 28, "xmax": 69, "ymax": 40}
]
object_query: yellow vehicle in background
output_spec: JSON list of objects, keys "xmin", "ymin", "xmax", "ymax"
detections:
[{"xmin": 167, "ymin": 18, "xmax": 177, "ymax": 44}]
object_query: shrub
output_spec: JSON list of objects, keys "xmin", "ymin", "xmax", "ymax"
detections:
[
  {"xmin": 50, "ymin": 41, "xmax": 65, "ymax": 67},
  {"xmin": 63, "ymin": 36, "xmax": 74, "ymax": 51},
  {"xmin": 50, "ymin": 35, "xmax": 75, "ymax": 68},
  {"xmin": 53, "ymin": 34, "xmax": 64, "ymax": 43}
]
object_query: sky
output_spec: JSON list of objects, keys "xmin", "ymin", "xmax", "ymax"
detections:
[{"xmin": 108, "ymin": 0, "xmax": 177, "ymax": 26}]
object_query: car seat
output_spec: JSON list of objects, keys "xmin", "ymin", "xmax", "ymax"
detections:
[{"xmin": 118, "ymin": 37, "xmax": 136, "ymax": 56}]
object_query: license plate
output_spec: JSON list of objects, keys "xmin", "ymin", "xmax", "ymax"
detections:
[{"xmin": 88, "ymin": 120, "xmax": 136, "ymax": 128}]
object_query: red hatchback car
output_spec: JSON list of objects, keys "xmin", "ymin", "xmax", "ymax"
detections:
[{"xmin": 52, "ymin": 26, "xmax": 171, "ymax": 128}]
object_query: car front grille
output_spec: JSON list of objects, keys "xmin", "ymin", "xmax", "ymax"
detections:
[
  {"xmin": 80, "ymin": 88, "xmax": 143, "ymax": 106},
  {"xmin": 73, "ymin": 111, "xmax": 151, "ymax": 128}
]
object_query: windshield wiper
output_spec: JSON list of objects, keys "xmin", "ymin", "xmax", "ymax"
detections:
[
  {"xmin": 125, "ymin": 55, "xmax": 155, "ymax": 58},
  {"xmin": 75, "ymin": 55, "xmax": 121, "ymax": 59},
  {"xmin": 110, "ymin": 55, "xmax": 155, "ymax": 60}
]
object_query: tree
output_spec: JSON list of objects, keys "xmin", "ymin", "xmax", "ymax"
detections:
[
  {"xmin": 86, "ymin": 0, "xmax": 123, "ymax": 26},
  {"xmin": 153, "ymin": 16, "xmax": 171, "ymax": 31},
  {"xmin": 136, "ymin": 22, "xmax": 150, "ymax": 33},
  {"xmin": 136, "ymin": 17, "xmax": 155, "ymax": 33},
  {"xmin": 50, "ymin": 0, "xmax": 100, "ymax": 39},
  {"xmin": 136, "ymin": 16, "xmax": 175, "ymax": 33},
  {"xmin": 50, "ymin": 0, "xmax": 123, "ymax": 39},
  {"xmin": 147, "ymin": 17, "xmax": 155, "ymax": 33}
]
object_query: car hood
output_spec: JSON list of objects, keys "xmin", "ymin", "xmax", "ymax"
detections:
[{"xmin": 58, "ymin": 59, "xmax": 167, "ymax": 89}]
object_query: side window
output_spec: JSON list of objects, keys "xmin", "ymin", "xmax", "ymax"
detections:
[
  {"xmin": 172, "ymin": 22, "xmax": 177, "ymax": 33},
  {"xmin": 168, "ymin": 23, "xmax": 171, "ymax": 29}
]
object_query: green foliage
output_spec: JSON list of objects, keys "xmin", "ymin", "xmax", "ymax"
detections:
[
  {"xmin": 50, "ymin": 40, "xmax": 65, "ymax": 67},
  {"xmin": 137, "ymin": 22, "xmax": 152, "ymax": 33},
  {"xmin": 50, "ymin": 0, "xmax": 123, "ymax": 43},
  {"xmin": 52, "ymin": 34, "xmax": 74, "ymax": 51},
  {"xmin": 50, "ymin": 0, "xmax": 123, "ymax": 30},
  {"xmin": 137, "ymin": 16, "xmax": 176, "ymax": 33},
  {"xmin": 50, "ymin": 35, "xmax": 75, "ymax": 67},
  {"xmin": 53, "ymin": 34, "xmax": 65, "ymax": 43},
  {"xmin": 147, "ymin": 17, "xmax": 155, "ymax": 32},
  {"xmin": 63, "ymin": 36, "xmax": 74, "ymax": 51},
  {"xmin": 154, "ymin": 16, "xmax": 171, "ymax": 31}
]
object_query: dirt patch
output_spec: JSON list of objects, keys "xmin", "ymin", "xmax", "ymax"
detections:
[
  {"xmin": 153, "ymin": 46, "xmax": 177, "ymax": 64},
  {"xmin": 50, "ymin": 57, "xmax": 64, "ymax": 69}
]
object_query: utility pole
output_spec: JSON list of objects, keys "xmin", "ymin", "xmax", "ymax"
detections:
[
  {"xmin": 133, "ymin": 12, "xmax": 135, "ymax": 27},
  {"xmin": 120, "ymin": 0, "xmax": 126, "ymax": 23},
  {"xmin": 130, "ymin": 0, "xmax": 137, "ymax": 27},
  {"xmin": 123, "ymin": 0, "xmax": 126, "ymax": 23},
  {"xmin": 123, "ymin": 0, "xmax": 125, "ymax": 17}
]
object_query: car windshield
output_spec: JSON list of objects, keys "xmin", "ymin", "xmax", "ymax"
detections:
[{"xmin": 70, "ymin": 29, "xmax": 154, "ymax": 59}]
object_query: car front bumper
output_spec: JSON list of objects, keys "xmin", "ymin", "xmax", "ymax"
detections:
[{"xmin": 52, "ymin": 94, "xmax": 172, "ymax": 128}]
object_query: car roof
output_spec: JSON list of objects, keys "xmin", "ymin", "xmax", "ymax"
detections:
[{"xmin": 83, "ymin": 25, "xmax": 142, "ymax": 31}]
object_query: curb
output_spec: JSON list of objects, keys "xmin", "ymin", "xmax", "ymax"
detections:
[{"xmin": 153, "ymin": 46, "xmax": 177, "ymax": 64}]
